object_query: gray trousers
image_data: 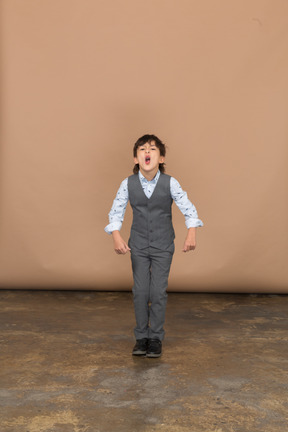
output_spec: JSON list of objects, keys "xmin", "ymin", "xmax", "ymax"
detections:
[{"xmin": 130, "ymin": 242, "xmax": 174, "ymax": 341}]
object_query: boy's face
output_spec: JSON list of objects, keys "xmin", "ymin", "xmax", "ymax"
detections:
[{"xmin": 134, "ymin": 141, "xmax": 165, "ymax": 177}]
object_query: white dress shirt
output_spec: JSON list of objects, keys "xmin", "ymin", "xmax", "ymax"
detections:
[{"xmin": 104, "ymin": 170, "xmax": 203, "ymax": 234}]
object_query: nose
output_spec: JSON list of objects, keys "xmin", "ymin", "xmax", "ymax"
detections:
[{"xmin": 145, "ymin": 148, "xmax": 150, "ymax": 153}]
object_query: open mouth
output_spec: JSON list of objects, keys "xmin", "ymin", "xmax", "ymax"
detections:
[{"xmin": 145, "ymin": 156, "xmax": 150, "ymax": 164}]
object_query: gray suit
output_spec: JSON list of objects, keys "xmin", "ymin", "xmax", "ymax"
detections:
[{"xmin": 128, "ymin": 173, "xmax": 175, "ymax": 341}]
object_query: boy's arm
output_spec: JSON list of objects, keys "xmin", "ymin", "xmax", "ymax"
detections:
[
  {"xmin": 112, "ymin": 230, "xmax": 131, "ymax": 255},
  {"xmin": 104, "ymin": 178, "xmax": 131, "ymax": 254},
  {"xmin": 104, "ymin": 178, "xmax": 129, "ymax": 235},
  {"xmin": 170, "ymin": 177, "xmax": 203, "ymax": 253}
]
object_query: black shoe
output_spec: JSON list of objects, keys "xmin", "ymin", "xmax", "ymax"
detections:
[
  {"xmin": 132, "ymin": 338, "xmax": 148, "ymax": 356},
  {"xmin": 146, "ymin": 339, "xmax": 162, "ymax": 358}
]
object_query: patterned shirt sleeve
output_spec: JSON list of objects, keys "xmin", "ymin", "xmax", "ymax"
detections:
[
  {"xmin": 104, "ymin": 178, "xmax": 129, "ymax": 234},
  {"xmin": 170, "ymin": 177, "xmax": 204, "ymax": 228}
]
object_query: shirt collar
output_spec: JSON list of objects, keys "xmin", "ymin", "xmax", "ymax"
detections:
[{"xmin": 138, "ymin": 170, "xmax": 160, "ymax": 184}]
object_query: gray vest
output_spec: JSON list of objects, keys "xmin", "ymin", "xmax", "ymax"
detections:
[{"xmin": 128, "ymin": 173, "xmax": 175, "ymax": 250}]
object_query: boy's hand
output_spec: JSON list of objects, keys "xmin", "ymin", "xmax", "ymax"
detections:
[
  {"xmin": 182, "ymin": 227, "xmax": 196, "ymax": 253},
  {"xmin": 112, "ymin": 231, "xmax": 131, "ymax": 255}
]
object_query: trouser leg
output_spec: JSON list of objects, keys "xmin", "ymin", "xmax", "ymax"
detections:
[
  {"xmin": 130, "ymin": 248, "xmax": 151, "ymax": 340},
  {"xmin": 149, "ymin": 244, "xmax": 174, "ymax": 341}
]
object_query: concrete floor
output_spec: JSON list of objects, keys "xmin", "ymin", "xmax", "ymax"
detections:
[{"xmin": 0, "ymin": 290, "xmax": 288, "ymax": 432}]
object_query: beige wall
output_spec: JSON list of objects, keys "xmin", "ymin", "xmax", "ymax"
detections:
[{"xmin": 1, "ymin": 0, "xmax": 288, "ymax": 292}]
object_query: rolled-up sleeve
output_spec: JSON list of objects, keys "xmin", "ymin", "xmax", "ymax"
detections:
[
  {"xmin": 104, "ymin": 178, "xmax": 129, "ymax": 234},
  {"xmin": 170, "ymin": 177, "xmax": 204, "ymax": 228}
]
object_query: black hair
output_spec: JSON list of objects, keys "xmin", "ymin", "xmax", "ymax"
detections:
[{"xmin": 133, "ymin": 134, "xmax": 166, "ymax": 174}]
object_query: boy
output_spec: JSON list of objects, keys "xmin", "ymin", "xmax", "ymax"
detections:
[{"xmin": 105, "ymin": 134, "xmax": 203, "ymax": 358}]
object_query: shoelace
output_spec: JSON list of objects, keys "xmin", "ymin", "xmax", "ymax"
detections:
[{"xmin": 148, "ymin": 339, "xmax": 161, "ymax": 349}]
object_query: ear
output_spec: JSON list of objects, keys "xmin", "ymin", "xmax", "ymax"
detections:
[
  {"xmin": 133, "ymin": 156, "xmax": 139, "ymax": 164},
  {"xmin": 159, "ymin": 156, "xmax": 165, "ymax": 164}
]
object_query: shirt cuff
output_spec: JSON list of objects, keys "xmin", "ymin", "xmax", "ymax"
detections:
[
  {"xmin": 104, "ymin": 221, "xmax": 122, "ymax": 235},
  {"xmin": 185, "ymin": 218, "xmax": 204, "ymax": 229}
]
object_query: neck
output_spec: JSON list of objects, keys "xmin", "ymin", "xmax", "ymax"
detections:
[{"xmin": 139, "ymin": 168, "xmax": 159, "ymax": 181}]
